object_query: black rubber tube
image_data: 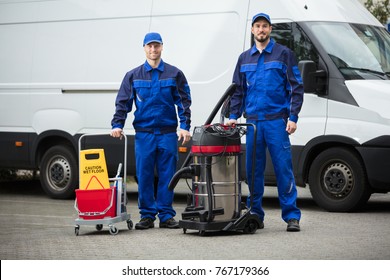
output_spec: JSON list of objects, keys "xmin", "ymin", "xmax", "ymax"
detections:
[
  {"xmin": 204, "ymin": 83, "xmax": 237, "ymax": 126},
  {"xmin": 179, "ymin": 83, "xmax": 237, "ymax": 170},
  {"xmin": 168, "ymin": 166, "xmax": 192, "ymax": 191}
]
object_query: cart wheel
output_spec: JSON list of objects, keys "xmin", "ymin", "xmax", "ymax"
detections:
[
  {"xmin": 96, "ymin": 224, "xmax": 103, "ymax": 231},
  {"xmin": 127, "ymin": 220, "xmax": 133, "ymax": 230},
  {"xmin": 199, "ymin": 230, "xmax": 205, "ymax": 236},
  {"xmin": 243, "ymin": 219, "xmax": 258, "ymax": 234},
  {"xmin": 109, "ymin": 226, "xmax": 119, "ymax": 235},
  {"xmin": 75, "ymin": 225, "xmax": 80, "ymax": 236},
  {"xmin": 183, "ymin": 228, "xmax": 187, "ymax": 234}
]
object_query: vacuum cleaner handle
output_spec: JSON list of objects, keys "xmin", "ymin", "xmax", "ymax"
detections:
[{"xmin": 236, "ymin": 123, "xmax": 257, "ymax": 212}]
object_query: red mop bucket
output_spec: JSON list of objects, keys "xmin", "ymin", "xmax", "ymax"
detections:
[{"xmin": 75, "ymin": 175, "xmax": 117, "ymax": 220}]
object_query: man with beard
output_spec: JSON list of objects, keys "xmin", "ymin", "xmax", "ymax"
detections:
[{"xmin": 226, "ymin": 13, "xmax": 304, "ymax": 232}]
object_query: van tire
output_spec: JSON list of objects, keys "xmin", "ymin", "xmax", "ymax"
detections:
[
  {"xmin": 308, "ymin": 147, "xmax": 371, "ymax": 212},
  {"xmin": 40, "ymin": 145, "xmax": 78, "ymax": 199}
]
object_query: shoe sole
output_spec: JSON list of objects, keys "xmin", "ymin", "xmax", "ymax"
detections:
[
  {"xmin": 287, "ymin": 226, "xmax": 300, "ymax": 232},
  {"xmin": 135, "ymin": 224, "xmax": 154, "ymax": 230}
]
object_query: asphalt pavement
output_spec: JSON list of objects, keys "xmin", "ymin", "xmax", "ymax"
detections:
[{"xmin": 0, "ymin": 177, "xmax": 390, "ymax": 260}]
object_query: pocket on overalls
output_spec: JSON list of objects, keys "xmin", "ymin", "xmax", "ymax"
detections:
[{"xmin": 133, "ymin": 80, "xmax": 152, "ymax": 102}]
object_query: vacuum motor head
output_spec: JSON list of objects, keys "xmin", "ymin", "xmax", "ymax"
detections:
[{"xmin": 191, "ymin": 124, "xmax": 242, "ymax": 154}]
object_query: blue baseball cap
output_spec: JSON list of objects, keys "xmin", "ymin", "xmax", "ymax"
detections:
[
  {"xmin": 143, "ymin": 32, "xmax": 163, "ymax": 46},
  {"xmin": 252, "ymin": 13, "xmax": 271, "ymax": 26}
]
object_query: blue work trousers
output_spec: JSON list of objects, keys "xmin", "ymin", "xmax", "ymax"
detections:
[
  {"xmin": 135, "ymin": 132, "xmax": 177, "ymax": 222},
  {"xmin": 246, "ymin": 119, "xmax": 301, "ymax": 222}
]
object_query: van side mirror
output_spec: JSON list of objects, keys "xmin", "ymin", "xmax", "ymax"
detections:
[{"xmin": 298, "ymin": 60, "xmax": 327, "ymax": 94}]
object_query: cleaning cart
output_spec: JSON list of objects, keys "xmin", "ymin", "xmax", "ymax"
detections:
[{"xmin": 74, "ymin": 133, "xmax": 133, "ymax": 236}]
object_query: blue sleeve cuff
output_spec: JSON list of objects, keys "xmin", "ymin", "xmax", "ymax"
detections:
[
  {"xmin": 112, "ymin": 124, "xmax": 124, "ymax": 129},
  {"xmin": 180, "ymin": 123, "xmax": 190, "ymax": 131},
  {"xmin": 289, "ymin": 115, "xmax": 298, "ymax": 123},
  {"xmin": 229, "ymin": 114, "xmax": 239, "ymax": 120}
]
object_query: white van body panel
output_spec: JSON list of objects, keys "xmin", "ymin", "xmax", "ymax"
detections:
[
  {"xmin": 346, "ymin": 80, "xmax": 390, "ymax": 120},
  {"xmin": 290, "ymin": 95, "xmax": 328, "ymax": 146},
  {"xmin": 0, "ymin": 0, "xmax": 251, "ymax": 136},
  {"xmin": 325, "ymin": 80, "xmax": 390, "ymax": 144},
  {"xmin": 326, "ymin": 99, "xmax": 390, "ymax": 143}
]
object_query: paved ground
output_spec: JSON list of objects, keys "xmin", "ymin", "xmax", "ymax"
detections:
[{"xmin": 1, "ymin": 178, "xmax": 389, "ymax": 261}]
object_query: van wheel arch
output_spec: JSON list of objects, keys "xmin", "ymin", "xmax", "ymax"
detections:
[{"xmin": 308, "ymin": 147, "xmax": 371, "ymax": 212}]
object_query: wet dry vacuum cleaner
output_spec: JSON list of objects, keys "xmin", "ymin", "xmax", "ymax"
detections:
[{"xmin": 168, "ymin": 84, "xmax": 262, "ymax": 235}]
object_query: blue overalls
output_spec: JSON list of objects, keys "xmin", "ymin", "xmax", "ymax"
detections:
[
  {"xmin": 112, "ymin": 59, "xmax": 191, "ymax": 222},
  {"xmin": 229, "ymin": 38, "xmax": 303, "ymax": 222}
]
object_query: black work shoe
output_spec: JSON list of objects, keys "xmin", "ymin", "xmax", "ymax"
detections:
[
  {"xmin": 258, "ymin": 220, "xmax": 265, "ymax": 229},
  {"xmin": 159, "ymin": 218, "xmax": 180, "ymax": 229},
  {"xmin": 287, "ymin": 219, "xmax": 300, "ymax": 232},
  {"xmin": 135, "ymin": 218, "xmax": 154, "ymax": 230}
]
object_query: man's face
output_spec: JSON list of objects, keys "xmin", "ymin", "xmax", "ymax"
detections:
[
  {"xmin": 144, "ymin": 42, "xmax": 163, "ymax": 61},
  {"xmin": 252, "ymin": 19, "xmax": 272, "ymax": 44}
]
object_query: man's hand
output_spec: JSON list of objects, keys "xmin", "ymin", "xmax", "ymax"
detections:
[
  {"xmin": 110, "ymin": 128, "xmax": 123, "ymax": 138},
  {"xmin": 225, "ymin": 119, "xmax": 237, "ymax": 126},
  {"xmin": 178, "ymin": 129, "xmax": 191, "ymax": 145},
  {"xmin": 286, "ymin": 120, "xmax": 297, "ymax": 134}
]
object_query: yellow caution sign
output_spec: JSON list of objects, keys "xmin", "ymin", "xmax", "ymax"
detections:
[{"xmin": 79, "ymin": 149, "xmax": 110, "ymax": 190}]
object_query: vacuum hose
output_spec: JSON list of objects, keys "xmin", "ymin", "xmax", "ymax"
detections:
[
  {"xmin": 179, "ymin": 83, "xmax": 237, "ymax": 170},
  {"xmin": 204, "ymin": 83, "xmax": 236, "ymax": 126},
  {"xmin": 168, "ymin": 164, "xmax": 200, "ymax": 191}
]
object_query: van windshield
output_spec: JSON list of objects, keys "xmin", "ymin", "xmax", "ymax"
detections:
[{"xmin": 309, "ymin": 22, "xmax": 390, "ymax": 80}]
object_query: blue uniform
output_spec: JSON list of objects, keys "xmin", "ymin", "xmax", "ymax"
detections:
[
  {"xmin": 229, "ymin": 38, "xmax": 303, "ymax": 222},
  {"xmin": 112, "ymin": 59, "xmax": 191, "ymax": 222}
]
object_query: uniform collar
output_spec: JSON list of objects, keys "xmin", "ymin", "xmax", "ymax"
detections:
[
  {"xmin": 250, "ymin": 38, "xmax": 275, "ymax": 55},
  {"xmin": 144, "ymin": 59, "xmax": 165, "ymax": 72}
]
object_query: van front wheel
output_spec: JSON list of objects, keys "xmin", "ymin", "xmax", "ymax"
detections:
[
  {"xmin": 308, "ymin": 147, "xmax": 371, "ymax": 212},
  {"xmin": 40, "ymin": 145, "xmax": 78, "ymax": 199}
]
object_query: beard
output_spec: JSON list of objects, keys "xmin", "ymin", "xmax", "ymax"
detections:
[{"xmin": 255, "ymin": 33, "xmax": 270, "ymax": 43}]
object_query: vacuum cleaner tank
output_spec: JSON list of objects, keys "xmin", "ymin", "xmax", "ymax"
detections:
[
  {"xmin": 193, "ymin": 155, "xmax": 241, "ymax": 221},
  {"xmin": 190, "ymin": 124, "xmax": 243, "ymax": 221}
]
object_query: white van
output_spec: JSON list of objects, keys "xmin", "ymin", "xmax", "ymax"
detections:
[{"xmin": 0, "ymin": 0, "xmax": 389, "ymax": 211}]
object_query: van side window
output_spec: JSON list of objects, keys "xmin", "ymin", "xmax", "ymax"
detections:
[{"xmin": 268, "ymin": 23, "xmax": 320, "ymax": 67}]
